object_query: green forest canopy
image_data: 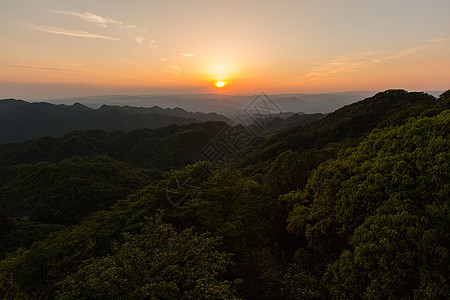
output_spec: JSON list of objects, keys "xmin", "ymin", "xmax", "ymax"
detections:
[{"xmin": 0, "ymin": 90, "xmax": 448, "ymax": 299}]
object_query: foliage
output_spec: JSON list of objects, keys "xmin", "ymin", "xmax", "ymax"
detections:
[
  {"xmin": 0, "ymin": 156, "xmax": 153, "ymax": 224},
  {"xmin": 438, "ymin": 89, "xmax": 450, "ymax": 101},
  {"xmin": 0, "ymin": 214, "xmax": 63, "ymax": 259},
  {"xmin": 287, "ymin": 110, "xmax": 449, "ymax": 298},
  {"xmin": 248, "ymin": 113, "xmax": 325, "ymax": 136},
  {"xmin": 287, "ymin": 157, "xmax": 354, "ymax": 257},
  {"xmin": 238, "ymin": 90, "xmax": 440, "ymax": 172},
  {"xmin": 55, "ymin": 215, "xmax": 238, "ymax": 299},
  {"xmin": 0, "ymin": 272, "xmax": 29, "ymax": 300},
  {"xmin": 327, "ymin": 111, "xmax": 449, "ymax": 298},
  {"xmin": 0, "ymin": 90, "xmax": 448, "ymax": 299},
  {"xmin": 0, "ymin": 122, "xmax": 229, "ymax": 170}
]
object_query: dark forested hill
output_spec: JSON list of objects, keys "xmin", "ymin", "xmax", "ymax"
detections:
[
  {"xmin": 0, "ymin": 121, "xmax": 231, "ymax": 169},
  {"xmin": 0, "ymin": 121, "xmax": 233, "ymax": 236},
  {"xmin": 98, "ymin": 104, "xmax": 229, "ymax": 123},
  {"xmin": 248, "ymin": 112, "xmax": 325, "ymax": 136},
  {"xmin": 238, "ymin": 89, "xmax": 447, "ymax": 171},
  {"xmin": 0, "ymin": 90, "xmax": 448, "ymax": 299},
  {"xmin": 0, "ymin": 99, "xmax": 230, "ymax": 143},
  {"xmin": 0, "ymin": 99, "xmax": 28, "ymax": 114},
  {"xmin": 0, "ymin": 156, "xmax": 155, "ymax": 225}
]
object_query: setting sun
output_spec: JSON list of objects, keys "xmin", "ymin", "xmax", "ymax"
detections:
[{"xmin": 215, "ymin": 81, "xmax": 227, "ymax": 88}]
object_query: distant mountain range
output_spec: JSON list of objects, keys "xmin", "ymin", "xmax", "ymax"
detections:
[
  {"xmin": 0, "ymin": 99, "xmax": 229, "ymax": 143},
  {"xmin": 35, "ymin": 92, "xmax": 384, "ymax": 116}
]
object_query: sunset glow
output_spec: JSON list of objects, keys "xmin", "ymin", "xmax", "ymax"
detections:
[{"xmin": 0, "ymin": 0, "xmax": 449, "ymax": 99}]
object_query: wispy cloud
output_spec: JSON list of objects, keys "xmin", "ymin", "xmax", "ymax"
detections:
[
  {"xmin": 7, "ymin": 64, "xmax": 90, "ymax": 73},
  {"xmin": 427, "ymin": 37, "xmax": 448, "ymax": 43},
  {"xmin": 135, "ymin": 36, "xmax": 146, "ymax": 45},
  {"xmin": 133, "ymin": 35, "xmax": 157, "ymax": 49},
  {"xmin": 19, "ymin": 23, "xmax": 119, "ymax": 40},
  {"xmin": 297, "ymin": 50, "xmax": 385, "ymax": 83},
  {"xmin": 44, "ymin": 9, "xmax": 134, "ymax": 29},
  {"xmin": 160, "ymin": 52, "xmax": 194, "ymax": 62},
  {"xmin": 297, "ymin": 39, "xmax": 448, "ymax": 83},
  {"xmin": 44, "ymin": 8, "xmax": 158, "ymax": 48},
  {"xmin": 169, "ymin": 65, "xmax": 182, "ymax": 76},
  {"xmin": 148, "ymin": 40, "xmax": 157, "ymax": 50}
]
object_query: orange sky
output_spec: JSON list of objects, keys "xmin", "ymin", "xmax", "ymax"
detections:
[{"xmin": 1, "ymin": 0, "xmax": 449, "ymax": 99}]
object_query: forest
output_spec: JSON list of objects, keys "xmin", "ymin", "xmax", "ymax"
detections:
[{"xmin": 0, "ymin": 89, "xmax": 448, "ymax": 299}]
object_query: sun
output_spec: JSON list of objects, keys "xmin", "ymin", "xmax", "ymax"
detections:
[{"xmin": 215, "ymin": 81, "xmax": 227, "ymax": 88}]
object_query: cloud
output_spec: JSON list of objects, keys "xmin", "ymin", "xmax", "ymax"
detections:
[
  {"xmin": 297, "ymin": 50, "xmax": 385, "ymax": 83},
  {"xmin": 297, "ymin": 39, "xmax": 447, "ymax": 83},
  {"xmin": 133, "ymin": 35, "xmax": 156, "ymax": 48},
  {"xmin": 148, "ymin": 40, "xmax": 157, "ymax": 50},
  {"xmin": 19, "ymin": 23, "xmax": 119, "ymax": 40},
  {"xmin": 169, "ymin": 65, "xmax": 182, "ymax": 76},
  {"xmin": 44, "ymin": 8, "xmax": 158, "ymax": 49},
  {"xmin": 428, "ymin": 37, "xmax": 448, "ymax": 43},
  {"xmin": 7, "ymin": 64, "xmax": 90, "ymax": 73},
  {"xmin": 135, "ymin": 36, "xmax": 146, "ymax": 45},
  {"xmin": 160, "ymin": 52, "xmax": 194, "ymax": 62},
  {"xmin": 44, "ymin": 9, "xmax": 134, "ymax": 29}
]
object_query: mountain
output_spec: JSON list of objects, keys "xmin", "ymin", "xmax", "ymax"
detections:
[
  {"xmin": 0, "ymin": 99, "xmax": 229, "ymax": 143},
  {"xmin": 97, "ymin": 104, "xmax": 229, "ymax": 123},
  {"xmin": 37, "ymin": 91, "xmax": 379, "ymax": 116},
  {"xmin": 0, "ymin": 156, "xmax": 154, "ymax": 225},
  {"xmin": 247, "ymin": 112, "xmax": 325, "ymax": 136},
  {"xmin": 0, "ymin": 98, "xmax": 28, "ymax": 114},
  {"xmin": 238, "ymin": 89, "xmax": 445, "ymax": 170},
  {"xmin": 0, "ymin": 89, "xmax": 448, "ymax": 299},
  {"xmin": 0, "ymin": 121, "xmax": 232, "ymax": 169},
  {"xmin": 0, "ymin": 121, "xmax": 237, "ymax": 227}
]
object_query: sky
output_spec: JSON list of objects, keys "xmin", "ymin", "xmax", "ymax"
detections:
[{"xmin": 1, "ymin": 0, "xmax": 449, "ymax": 100}]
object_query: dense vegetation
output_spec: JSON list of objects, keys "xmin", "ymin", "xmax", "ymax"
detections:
[
  {"xmin": 0, "ymin": 122, "xmax": 229, "ymax": 169},
  {"xmin": 0, "ymin": 90, "xmax": 448, "ymax": 299},
  {"xmin": 0, "ymin": 156, "xmax": 155, "ymax": 224}
]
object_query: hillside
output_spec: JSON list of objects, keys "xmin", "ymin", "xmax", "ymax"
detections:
[
  {"xmin": 247, "ymin": 112, "xmax": 325, "ymax": 136},
  {"xmin": 0, "ymin": 156, "xmax": 156, "ymax": 225},
  {"xmin": 0, "ymin": 99, "xmax": 230, "ymax": 143},
  {"xmin": 0, "ymin": 90, "xmax": 448, "ymax": 299},
  {"xmin": 238, "ymin": 89, "xmax": 447, "ymax": 171},
  {"xmin": 0, "ymin": 122, "xmax": 232, "ymax": 169}
]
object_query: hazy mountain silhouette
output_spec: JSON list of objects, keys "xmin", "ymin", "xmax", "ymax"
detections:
[
  {"xmin": 0, "ymin": 99, "xmax": 29, "ymax": 114},
  {"xmin": 0, "ymin": 99, "xmax": 229, "ymax": 143},
  {"xmin": 42, "ymin": 92, "xmax": 380, "ymax": 116}
]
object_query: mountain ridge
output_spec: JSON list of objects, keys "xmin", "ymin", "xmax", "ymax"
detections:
[
  {"xmin": 0, "ymin": 99, "xmax": 230, "ymax": 143},
  {"xmin": 0, "ymin": 89, "xmax": 448, "ymax": 298}
]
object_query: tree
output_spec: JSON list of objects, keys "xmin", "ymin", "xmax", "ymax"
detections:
[
  {"xmin": 55, "ymin": 215, "xmax": 238, "ymax": 299},
  {"xmin": 327, "ymin": 110, "xmax": 450, "ymax": 298},
  {"xmin": 438, "ymin": 89, "xmax": 450, "ymax": 101},
  {"xmin": 0, "ymin": 272, "xmax": 29, "ymax": 300}
]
